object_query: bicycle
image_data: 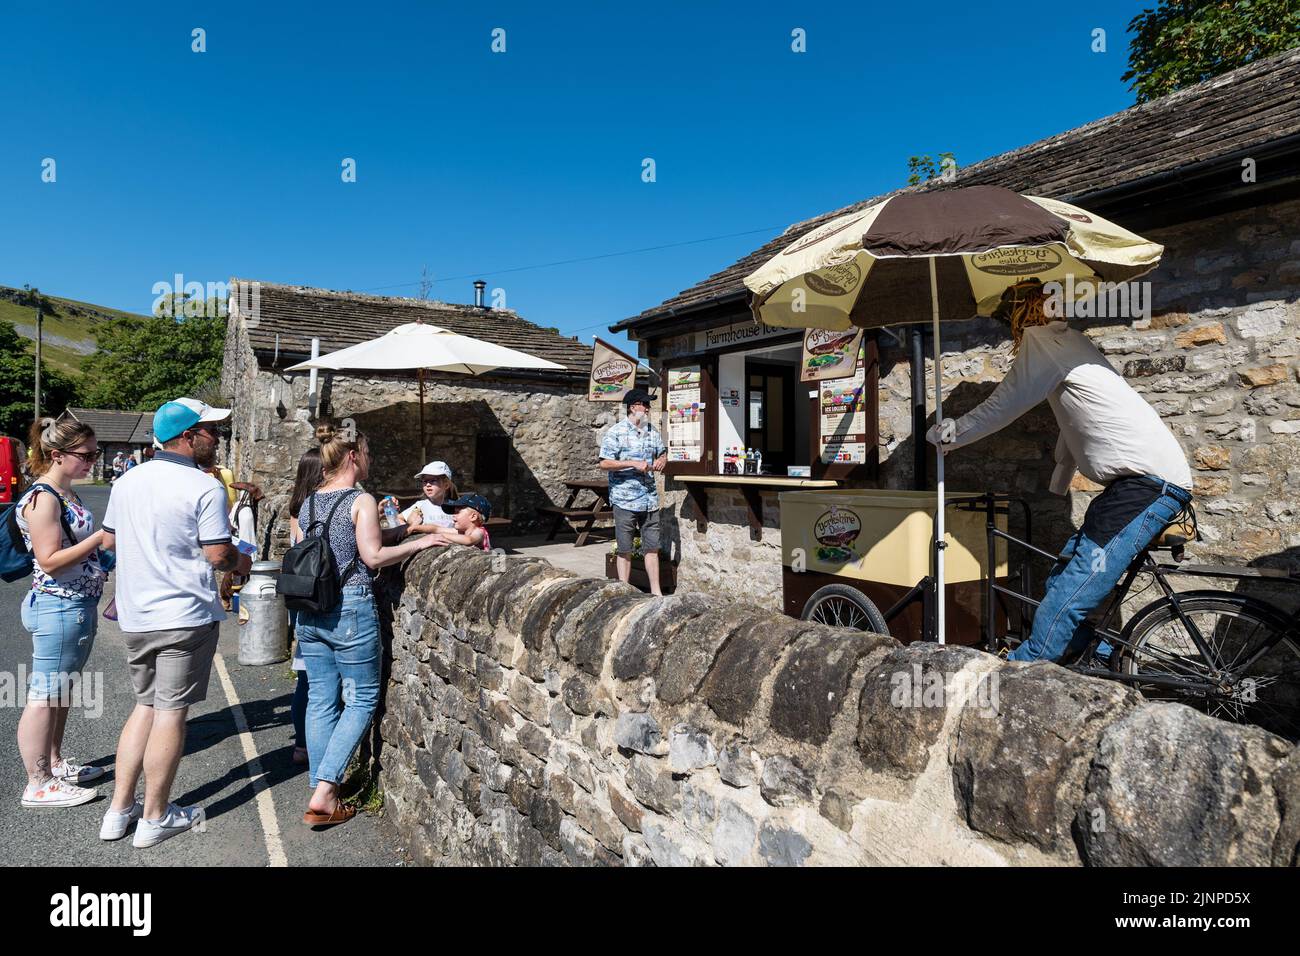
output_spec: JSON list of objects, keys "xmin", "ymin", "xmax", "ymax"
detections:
[{"xmin": 801, "ymin": 493, "xmax": 1300, "ymax": 740}]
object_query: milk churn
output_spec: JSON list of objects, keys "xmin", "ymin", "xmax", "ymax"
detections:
[{"xmin": 238, "ymin": 560, "xmax": 289, "ymax": 665}]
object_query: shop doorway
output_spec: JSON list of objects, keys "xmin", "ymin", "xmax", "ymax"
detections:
[{"xmin": 745, "ymin": 360, "xmax": 796, "ymax": 472}]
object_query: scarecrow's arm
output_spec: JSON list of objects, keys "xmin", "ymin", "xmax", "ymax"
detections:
[{"xmin": 932, "ymin": 337, "xmax": 1059, "ymax": 450}]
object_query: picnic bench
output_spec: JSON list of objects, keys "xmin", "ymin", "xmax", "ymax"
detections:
[{"xmin": 537, "ymin": 479, "xmax": 613, "ymax": 547}]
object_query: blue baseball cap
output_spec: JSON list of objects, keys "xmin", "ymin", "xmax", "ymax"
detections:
[
  {"xmin": 153, "ymin": 397, "xmax": 232, "ymax": 444},
  {"xmin": 445, "ymin": 493, "xmax": 492, "ymax": 519}
]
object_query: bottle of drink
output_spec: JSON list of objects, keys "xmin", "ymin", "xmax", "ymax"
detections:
[{"xmin": 382, "ymin": 496, "xmax": 399, "ymax": 529}]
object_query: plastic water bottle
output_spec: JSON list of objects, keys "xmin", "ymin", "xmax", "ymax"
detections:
[{"xmin": 383, "ymin": 497, "xmax": 399, "ymax": 529}]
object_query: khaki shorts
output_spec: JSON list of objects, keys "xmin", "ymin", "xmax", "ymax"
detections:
[{"xmin": 123, "ymin": 622, "xmax": 220, "ymax": 711}]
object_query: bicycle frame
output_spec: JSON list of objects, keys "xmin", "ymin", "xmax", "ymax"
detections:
[{"xmin": 958, "ymin": 493, "xmax": 1300, "ymax": 695}]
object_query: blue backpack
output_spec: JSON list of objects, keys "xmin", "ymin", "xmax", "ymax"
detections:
[{"xmin": 1, "ymin": 483, "xmax": 76, "ymax": 583}]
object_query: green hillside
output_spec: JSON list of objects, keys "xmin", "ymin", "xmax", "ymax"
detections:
[{"xmin": 0, "ymin": 287, "xmax": 151, "ymax": 378}]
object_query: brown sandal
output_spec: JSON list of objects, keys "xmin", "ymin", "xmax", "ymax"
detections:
[{"xmin": 302, "ymin": 802, "xmax": 357, "ymax": 826}]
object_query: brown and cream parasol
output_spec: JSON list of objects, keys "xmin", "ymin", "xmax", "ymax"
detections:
[{"xmin": 744, "ymin": 185, "xmax": 1165, "ymax": 642}]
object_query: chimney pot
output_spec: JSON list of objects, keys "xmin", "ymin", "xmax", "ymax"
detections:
[{"xmin": 473, "ymin": 280, "xmax": 487, "ymax": 309}]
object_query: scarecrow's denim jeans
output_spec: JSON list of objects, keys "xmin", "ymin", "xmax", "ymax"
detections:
[
  {"xmin": 1009, "ymin": 476, "xmax": 1192, "ymax": 663},
  {"xmin": 296, "ymin": 587, "xmax": 381, "ymax": 787}
]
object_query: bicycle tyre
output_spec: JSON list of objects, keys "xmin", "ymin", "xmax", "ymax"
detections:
[
  {"xmin": 801, "ymin": 583, "xmax": 889, "ymax": 635},
  {"xmin": 1116, "ymin": 591, "xmax": 1300, "ymax": 740}
]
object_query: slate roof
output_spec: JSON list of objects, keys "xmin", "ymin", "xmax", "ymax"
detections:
[
  {"xmin": 615, "ymin": 47, "xmax": 1300, "ymax": 333},
  {"xmin": 128, "ymin": 413, "xmax": 154, "ymax": 446},
  {"xmin": 231, "ymin": 279, "xmax": 592, "ymax": 378},
  {"xmin": 65, "ymin": 408, "xmax": 146, "ymax": 444}
]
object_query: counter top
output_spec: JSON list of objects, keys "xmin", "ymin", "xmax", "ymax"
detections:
[
  {"xmin": 673, "ymin": 474, "xmax": 839, "ymax": 537},
  {"xmin": 673, "ymin": 474, "xmax": 840, "ymax": 489}
]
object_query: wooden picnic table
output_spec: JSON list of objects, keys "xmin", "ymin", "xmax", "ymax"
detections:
[{"xmin": 537, "ymin": 478, "xmax": 613, "ymax": 547}]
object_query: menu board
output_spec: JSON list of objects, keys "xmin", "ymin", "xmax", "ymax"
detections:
[
  {"xmin": 819, "ymin": 343, "xmax": 867, "ymax": 464},
  {"xmin": 666, "ymin": 366, "xmax": 702, "ymax": 463},
  {"xmin": 801, "ymin": 327, "xmax": 863, "ymax": 382}
]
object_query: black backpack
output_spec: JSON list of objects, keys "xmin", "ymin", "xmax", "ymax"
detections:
[
  {"xmin": 276, "ymin": 491, "xmax": 360, "ymax": 613},
  {"xmin": 1, "ymin": 483, "xmax": 78, "ymax": 583}
]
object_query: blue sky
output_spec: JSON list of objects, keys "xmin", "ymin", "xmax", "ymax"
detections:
[{"xmin": 0, "ymin": 1, "xmax": 1146, "ymax": 351}]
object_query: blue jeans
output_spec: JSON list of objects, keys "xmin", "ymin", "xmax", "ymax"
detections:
[
  {"xmin": 1009, "ymin": 476, "xmax": 1192, "ymax": 663},
  {"xmin": 296, "ymin": 587, "xmax": 381, "ymax": 787},
  {"xmin": 21, "ymin": 591, "xmax": 98, "ymax": 701},
  {"xmin": 291, "ymin": 669, "xmax": 310, "ymax": 750}
]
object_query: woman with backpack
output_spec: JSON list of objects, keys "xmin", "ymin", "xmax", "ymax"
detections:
[
  {"xmin": 14, "ymin": 417, "xmax": 109, "ymax": 808},
  {"xmin": 293, "ymin": 424, "xmax": 440, "ymax": 826}
]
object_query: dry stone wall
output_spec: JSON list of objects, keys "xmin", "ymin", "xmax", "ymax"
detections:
[{"xmin": 378, "ymin": 547, "xmax": 1300, "ymax": 867}]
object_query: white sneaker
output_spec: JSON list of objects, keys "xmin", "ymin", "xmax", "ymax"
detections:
[
  {"xmin": 52, "ymin": 758, "xmax": 106, "ymax": 785},
  {"xmin": 22, "ymin": 779, "xmax": 98, "ymax": 808},
  {"xmin": 100, "ymin": 800, "xmax": 144, "ymax": 840},
  {"xmin": 133, "ymin": 803, "xmax": 204, "ymax": 848}
]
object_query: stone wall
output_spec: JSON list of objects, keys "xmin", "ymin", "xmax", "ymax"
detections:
[
  {"xmin": 221, "ymin": 317, "xmax": 615, "ymax": 553},
  {"xmin": 378, "ymin": 547, "xmax": 1300, "ymax": 867},
  {"xmin": 661, "ymin": 198, "xmax": 1300, "ymax": 613}
]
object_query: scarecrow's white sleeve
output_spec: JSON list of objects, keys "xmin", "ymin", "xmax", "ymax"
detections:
[
  {"xmin": 947, "ymin": 336, "xmax": 1060, "ymax": 449},
  {"xmin": 1049, "ymin": 433, "xmax": 1077, "ymax": 495}
]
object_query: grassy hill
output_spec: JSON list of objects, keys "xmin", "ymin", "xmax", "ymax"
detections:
[{"xmin": 0, "ymin": 287, "xmax": 151, "ymax": 378}]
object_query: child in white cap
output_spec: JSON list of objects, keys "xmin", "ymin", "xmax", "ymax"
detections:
[{"xmin": 400, "ymin": 461, "xmax": 458, "ymax": 534}]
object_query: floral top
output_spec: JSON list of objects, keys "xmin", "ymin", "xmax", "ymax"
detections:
[{"xmin": 15, "ymin": 485, "xmax": 106, "ymax": 600}]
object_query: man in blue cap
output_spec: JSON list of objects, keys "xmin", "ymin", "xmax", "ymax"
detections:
[
  {"xmin": 599, "ymin": 388, "xmax": 667, "ymax": 596},
  {"xmin": 100, "ymin": 397, "xmax": 251, "ymax": 848}
]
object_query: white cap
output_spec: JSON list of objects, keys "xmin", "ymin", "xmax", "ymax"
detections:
[
  {"xmin": 414, "ymin": 461, "xmax": 452, "ymax": 479},
  {"xmin": 172, "ymin": 396, "xmax": 232, "ymax": 424}
]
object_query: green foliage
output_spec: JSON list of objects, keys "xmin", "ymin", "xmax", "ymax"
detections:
[
  {"xmin": 0, "ymin": 321, "xmax": 77, "ymax": 439},
  {"xmin": 1124, "ymin": 0, "xmax": 1300, "ymax": 102},
  {"xmin": 906, "ymin": 152, "xmax": 956, "ymax": 186},
  {"xmin": 78, "ymin": 308, "xmax": 228, "ymax": 411}
]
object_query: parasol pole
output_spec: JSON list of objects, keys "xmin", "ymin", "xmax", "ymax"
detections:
[
  {"xmin": 929, "ymin": 256, "xmax": 946, "ymax": 645},
  {"xmin": 418, "ymin": 367, "xmax": 427, "ymax": 461}
]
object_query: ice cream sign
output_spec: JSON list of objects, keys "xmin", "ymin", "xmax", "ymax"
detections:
[{"xmin": 813, "ymin": 506, "xmax": 862, "ymax": 563}]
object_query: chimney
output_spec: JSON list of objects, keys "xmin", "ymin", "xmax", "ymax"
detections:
[{"xmin": 473, "ymin": 280, "xmax": 487, "ymax": 309}]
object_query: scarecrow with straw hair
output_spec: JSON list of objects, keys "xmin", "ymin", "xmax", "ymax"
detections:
[{"xmin": 926, "ymin": 280, "xmax": 1194, "ymax": 664}]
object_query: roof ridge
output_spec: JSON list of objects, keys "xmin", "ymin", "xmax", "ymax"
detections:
[{"xmin": 228, "ymin": 277, "xmax": 522, "ymax": 317}]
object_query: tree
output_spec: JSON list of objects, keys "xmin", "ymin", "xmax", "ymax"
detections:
[
  {"xmin": 1124, "ymin": 0, "xmax": 1300, "ymax": 102},
  {"xmin": 906, "ymin": 152, "xmax": 956, "ymax": 186},
  {"xmin": 0, "ymin": 321, "xmax": 77, "ymax": 439},
  {"xmin": 77, "ymin": 309, "xmax": 228, "ymax": 411}
]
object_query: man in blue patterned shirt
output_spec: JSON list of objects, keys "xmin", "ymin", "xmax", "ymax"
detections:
[{"xmin": 599, "ymin": 388, "xmax": 667, "ymax": 596}]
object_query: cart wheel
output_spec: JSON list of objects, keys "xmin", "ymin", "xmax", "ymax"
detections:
[{"xmin": 801, "ymin": 584, "xmax": 889, "ymax": 634}]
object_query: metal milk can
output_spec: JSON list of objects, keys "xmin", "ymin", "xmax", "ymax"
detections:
[{"xmin": 238, "ymin": 560, "xmax": 289, "ymax": 665}]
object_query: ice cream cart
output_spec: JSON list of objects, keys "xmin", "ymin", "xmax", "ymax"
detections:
[{"xmin": 780, "ymin": 488, "xmax": 1017, "ymax": 646}]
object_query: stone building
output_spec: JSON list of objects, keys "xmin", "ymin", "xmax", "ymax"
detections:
[
  {"xmin": 221, "ymin": 279, "xmax": 605, "ymax": 552},
  {"xmin": 613, "ymin": 49, "xmax": 1300, "ymax": 615},
  {"xmin": 62, "ymin": 407, "xmax": 155, "ymax": 479}
]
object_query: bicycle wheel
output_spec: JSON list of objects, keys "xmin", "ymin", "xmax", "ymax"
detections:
[
  {"xmin": 1117, "ymin": 592, "xmax": 1300, "ymax": 740},
  {"xmin": 801, "ymin": 584, "xmax": 889, "ymax": 635}
]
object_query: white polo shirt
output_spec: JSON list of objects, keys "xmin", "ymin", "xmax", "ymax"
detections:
[{"xmin": 103, "ymin": 452, "xmax": 232, "ymax": 632}]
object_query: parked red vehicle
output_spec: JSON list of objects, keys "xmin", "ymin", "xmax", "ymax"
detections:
[{"xmin": 0, "ymin": 435, "xmax": 24, "ymax": 504}]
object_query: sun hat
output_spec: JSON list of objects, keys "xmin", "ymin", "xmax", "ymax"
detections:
[
  {"xmin": 153, "ymin": 398, "xmax": 232, "ymax": 444},
  {"xmin": 413, "ymin": 461, "xmax": 453, "ymax": 480},
  {"xmin": 444, "ymin": 493, "xmax": 492, "ymax": 519},
  {"xmin": 623, "ymin": 387, "xmax": 656, "ymax": 408}
]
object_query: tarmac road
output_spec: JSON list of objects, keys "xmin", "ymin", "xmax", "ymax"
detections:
[{"xmin": 0, "ymin": 484, "xmax": 403, "ymax": 867}]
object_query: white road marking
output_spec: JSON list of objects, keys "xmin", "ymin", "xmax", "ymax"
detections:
[{"xmin": 213, "ymin": 653, "xmax": 288, "ymax": 867}]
